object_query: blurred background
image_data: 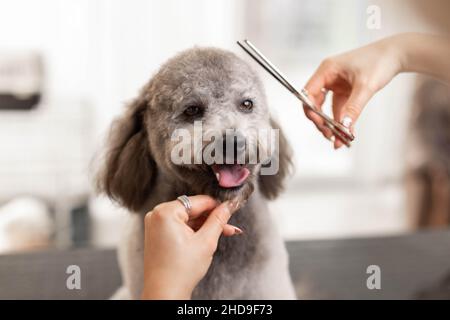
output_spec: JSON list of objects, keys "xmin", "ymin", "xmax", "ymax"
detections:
[{"xmin": 0, "ymin": 0, "xmax": 448, "ymax": 255}]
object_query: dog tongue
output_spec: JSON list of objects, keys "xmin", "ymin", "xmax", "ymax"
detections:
[{"xmin": 212, "ymin": 164, "xmax": 250, "ymax": 188}]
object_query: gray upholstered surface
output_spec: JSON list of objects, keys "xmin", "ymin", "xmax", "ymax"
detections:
[
  {"xmin": 286, "ymin": 229, "xmax": 450, "ymax": 299},
  {"xmin": 0, "ymin": 229, "xmax": 449, "ymax": 299},
  {"xmin": 0, "ymin": 248, "xmax": 121, "ymax": 300}
]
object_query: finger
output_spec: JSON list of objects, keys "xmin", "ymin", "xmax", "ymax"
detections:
[
  {"xmin": 189, "ymin": 216, "xmax": 239, "ymax": 236},
  {"xmin": 189, "ymin": 214, "xmax": 242, "ymax": 236},
  {"xmin": 332, "ymin": 92, "xmax": 348, "ymax": 121},
  {"xmin": 320, "ymin": 124, "xmax": 334, "ymax": 141},
  {"xmin": 303, "ymin": 107, "xmax": 325, "ymax": 136},
  {"xmin": 337, "ymin": 82, "xmax": 375, "ymax": 132},
  {"xmin": 304, "ymin": 104, "xmax": 336, "ymax": 142},
  {"xmin": 223, "ymin": 224, "xmax": 244, "ymax": 237},
  {"xmin": 304, "ymin": 105, "xmax": 325, "ymax": 125},
  {"xmin": 304, "ymin": 63, "xmax": 329, "ymax": 103},
  {"xmin": 303, "ymin": 66, "xmax": 328, "ymax": 132},
  {"xmin": 334, "ymin": 139, "xmax": 344, "ymax": 150},
  {"xmin": 304, "ymin": 64, "xmax": 338, "ymax": 138},
  {"xmin": 331, "ymin": 93, "xmax": 348, "ymax": 149},
  {"xmin": 302, "ymin": 92, "xmax": 327, "ymax": 131},
  {"xmin": 196, "ymin": 200, "xmax": 239, "ymax": 243},
  {"xmin": 153, "ymin": 195, "xmax": 218, "ymax": 222}
]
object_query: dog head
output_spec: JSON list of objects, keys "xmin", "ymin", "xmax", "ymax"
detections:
[{"xmin": 97, "ymin": 47, "xmax": 292, "ymax": 212}]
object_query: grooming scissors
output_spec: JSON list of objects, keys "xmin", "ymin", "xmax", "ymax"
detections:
[{"xmin": 237, "ymin": 39, "xmax": 354, "ymax": 147}]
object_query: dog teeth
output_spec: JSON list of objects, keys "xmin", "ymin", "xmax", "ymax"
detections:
[{"xmin": 215, "ymin": 172, "xmax": 220, "ymax": 181}]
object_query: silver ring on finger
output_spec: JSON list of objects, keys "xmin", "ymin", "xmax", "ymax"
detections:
[{"xmin": 176, "ymin": 195, "xmax": 192, "ymax": 216}]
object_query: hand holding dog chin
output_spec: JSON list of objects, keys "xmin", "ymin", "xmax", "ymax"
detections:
[{"xmin": 141, "ymin": 195, "xmax": 242, "ymax": 300}]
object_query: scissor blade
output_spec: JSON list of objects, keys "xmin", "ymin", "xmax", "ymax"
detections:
[{"xmin": 237, "ymin": 39, "xmax": 354, "ymax": 144}]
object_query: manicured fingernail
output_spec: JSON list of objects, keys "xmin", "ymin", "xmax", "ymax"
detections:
[
  {"xmin": 341, "ymin": 116, "xmax": 352, "ymax": 128},
  {"xmin": 233, "ymin": 226, "xmax": 244, "ymax": 235},
  {"xmin": 330, "ymin": 135, "xmax": 335, "ymax": 143}
]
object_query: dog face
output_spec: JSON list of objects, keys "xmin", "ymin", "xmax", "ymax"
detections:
[
  {"xmin": 147, "ymin": 48, "xmax": 275, "ymax": 202},
  {"xmin": 97, "ymin": 48, "xmax": 292, "ymax": 211}
]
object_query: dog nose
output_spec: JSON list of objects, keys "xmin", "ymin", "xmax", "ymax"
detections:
[
  {"xmin": 234, "ymin": 133, "xmax": 246, "ymax": 154},
  {"xmin": 221, "ymin": 132, "xmax": 246, "ymax": 161}
]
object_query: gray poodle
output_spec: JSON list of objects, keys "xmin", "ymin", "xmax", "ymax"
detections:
[{"xmin": 97, "ymin": 47, "xmax": 296, "ymax": 299}]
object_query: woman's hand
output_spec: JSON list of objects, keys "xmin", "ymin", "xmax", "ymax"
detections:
[
  {"xmin": 141, "ymin": 195, "xmax": 242, "ymax": 300},
  {"xmin": 304, "ymin": 35, "xmax": 404, "ymax": 149},
  {"xmin": 304, "ymin": 33, "xmax": 450, "ymax": 149}
]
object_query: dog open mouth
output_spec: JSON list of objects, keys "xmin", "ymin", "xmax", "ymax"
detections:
[{"xmin": 211, "ymin": 164, "xmax": 250, "ymax": 188}]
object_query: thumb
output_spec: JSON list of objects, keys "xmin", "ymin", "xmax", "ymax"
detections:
[
  {"xmin": 338, "ymin": 83, "xmax": 375, "ymax": 131},
  {"xmin": 196, "ymin": 200, "xmax": 239, "ymax": 245}
]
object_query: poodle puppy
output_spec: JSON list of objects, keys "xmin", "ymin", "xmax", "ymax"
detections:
[{"xmin": 97, "ymin": 47, "xmax": 296, "ymax": 299}]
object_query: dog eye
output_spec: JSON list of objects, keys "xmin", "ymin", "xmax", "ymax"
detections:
[
  {"xmin": 183, "ymin": 105, "xmax": 203, "ymax": 117},
  {"xmin": 240, "ymin": 99, "xmax": 253, "ymax": 112}
]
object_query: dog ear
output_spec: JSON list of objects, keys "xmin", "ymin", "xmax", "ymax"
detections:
[
  {"xmin": 258, "ymin": 117, "xmax": 293, "ymax": 200},
  {"xmin": 96, "ymin": 95, "xmax": 156, "ymax": 212}
]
